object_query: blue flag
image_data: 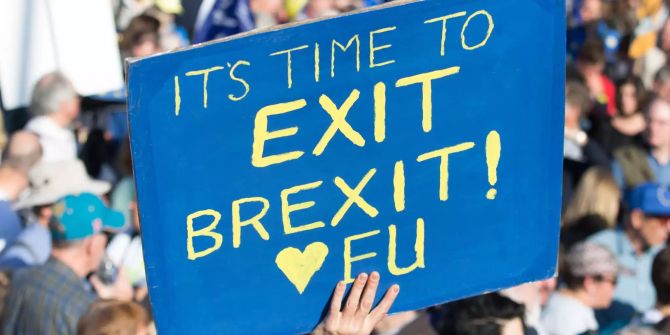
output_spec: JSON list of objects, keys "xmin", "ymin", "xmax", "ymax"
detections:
[{"xmin": 193, "ymin": 0, "xmax": 255, "ymax": 43}]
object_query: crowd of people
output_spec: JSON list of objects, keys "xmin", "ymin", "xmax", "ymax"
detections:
[{"xmin": 0, "ymin": 0, "xmax": 670, "ymax": 334}]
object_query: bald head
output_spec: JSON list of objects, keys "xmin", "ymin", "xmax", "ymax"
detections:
[{"xmin": 2, "ymin": 131, "xmax": 42, "ymax": 174}]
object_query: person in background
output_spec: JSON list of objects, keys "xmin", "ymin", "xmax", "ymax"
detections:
[
  {"xmin": 0, "ymin": 131, "xmax": 42, "ymax": 253},
  {"xmin": 503, "ymin": 278, "xmax": 558, "ymax": 335},
  {"xmin": 612, "ymin": 98, "xmax": 670, "ymax": 189},
  {"xmin": 251, "ymin": 0, "xmax": 288, "ymax": 28},
  {"xmin": 120, "ymin": 14, "xmax": 162, "ymax": 59},
  {"xmin": 563, "ymin": 80, "xmax": 611, "ymax": 209},
  {"xmin": 111, "ymin": 0, "xmax": 157, "ymax": 31},
  {"xmin": 652, "ymin": 65, "xmax": 670, "ymax": 102},
  {"xmin": 639, "ymin": 19, "xmax": 670, "ymax": 89},
  {"xmin": 332, "ymin": 0, "xmax": 360, "ymax": 13},
  {"xmin": 0, "ymin": 160, "xmax": 113, "ymax": 269},
  {"xmin": 145, "ymin": 2, "xmax": 190, "ymax": 51},
  {"xmin": 25, "ymin": 72, "xmax": 80, "ymax": 162},
  {"xmin": 576, "ymin": 40, "xmax": 617, "ymax": 117},
  {"xmin": 434, "ymin": 292, "xmax": 527, "ymax": 335},
  {"xmin": 592, "ymin": 76, "xmax": 648, "ymax": 155},
  {"xmin": 563, "ymin": 167, "xmax": 621, "ymax": 228},
  {"xmin": 77, "ymin": 300, "xmax": 150, "ymax": 335},
  {"xmin": 541, "ymin": 242, "xmax": 621, "ymax": 335},
  {"xmin": 2, "ymin": 193, "xmax": 133, "ymax": 335},
  {"xmin": 589, "ymin": 183, "xmax": 670, "ymax": 313},
  {"xmin": 24, "ymin": 72, "xmax": 80, "ymax": 163},
  {"xmin": 373, "ymin": 309, "xmax": 436, "ymax": 335},
  {"xmin": 637, "ymin": 248, "xmax": 670, "ymax": 328},
  {"xmin": 305, "ymin": 0, "xmax": 339, "ymax": 18},
  {"xmin": 567, "ymin": 0, "xmax": 614, "ymax": 62}
]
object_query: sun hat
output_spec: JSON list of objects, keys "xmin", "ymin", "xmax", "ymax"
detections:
[{"xmin": 15, "ymin": 160, "xmax": 110, "ymax": 209}]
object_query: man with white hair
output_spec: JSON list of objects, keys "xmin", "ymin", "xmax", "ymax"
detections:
[{"xmin": 24, "ymin": 72, "xmax": 80, "ymax": 162}]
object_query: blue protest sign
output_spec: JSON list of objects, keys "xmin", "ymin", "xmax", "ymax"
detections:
[{"xmin": 127, "ymin": 0, "xmax": 564, "ymax": 334}]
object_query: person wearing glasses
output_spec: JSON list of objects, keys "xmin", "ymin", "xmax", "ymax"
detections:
[
  {"xmin": 589, "ymin": 183, "xmax": 670, "ymax": 313},
  {"xmin": 541, "ymin": 242, "xmax": 622, "ymax": 335}
]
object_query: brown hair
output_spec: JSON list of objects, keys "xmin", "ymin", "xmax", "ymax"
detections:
[
  {"xmin": 77, "ymin": 300, "xmax": 148, "ymax": 335},
  {"xmin": 577, "ymin": 40, "xmax": 606, "ymax": 66},
  {"xmin": 120, "ymin": 14, "xmax": 160, "ymax": 54},
  {"xmin": 615, "ymin": 75, "xmax": 647, "ymax": 116}
]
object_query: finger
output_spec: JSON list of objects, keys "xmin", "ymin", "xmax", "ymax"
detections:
[
  {"xmin": 329, "ymin": 281, "xmax": 346, "ymax": 314},
  {"xmin": 343, "ymin": 273, "xmax": 368, "ymax": 315},
  {"xmin": 370, "ymin": 284, "xmax": 400, "ymax": 322},
  {"xmin": 357, "ymin": 271, "xmax": 380, "ymax": 314}
]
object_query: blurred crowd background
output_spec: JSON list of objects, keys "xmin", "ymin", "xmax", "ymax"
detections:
[{"xmin": 0, "ymin": 0, "xmax": 669, "ymax": 334}]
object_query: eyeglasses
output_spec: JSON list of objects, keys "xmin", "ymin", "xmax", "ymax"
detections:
[{"xmin": 594, "ymin": 275, "xmax": 618, "ymax": 286}]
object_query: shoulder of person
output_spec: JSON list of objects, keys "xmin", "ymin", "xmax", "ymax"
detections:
[
  {"xmin": 587, "ymin": 229, "xmax": 619, "ymax": 249},
  {"xmin": 613, "ymin": 144, "xmax": 648, "ymax": 161},
  {"xmin": 24, "ymin": 116, "xmax": 49, "ymax": 130}
]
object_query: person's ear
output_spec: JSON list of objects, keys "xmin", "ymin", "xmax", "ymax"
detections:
[
  {"xmin": 630, "ymin": 209, "xmax": 645, "ymax": 230},
  {"xmin": 83, "ymin": 236, "xmax": 95, "ymax": 257}
]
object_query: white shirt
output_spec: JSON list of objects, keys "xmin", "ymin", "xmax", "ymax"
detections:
[
  {"xmin": 541, "ymin": 292, "xmax": 598, "ymax": 335},
  {"xmin": 24, "ymin": 116, "xmax": 77, "ymax": 162}
]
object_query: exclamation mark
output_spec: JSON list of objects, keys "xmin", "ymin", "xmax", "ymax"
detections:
[
  {"xmin": 174, "ymin": 75, "xmax": 181, "ymax": 116},
  {"xmin": 485, "ymin": 131, "xmax": 501, "ymax": 200}
]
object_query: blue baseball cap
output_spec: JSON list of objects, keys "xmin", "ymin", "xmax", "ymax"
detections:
[
  {"xmin": 628, "ymin": 183, "xmax": 670, "ymax": 217},
  {"xmin": 50, "ymin": 193, "xmax": 126, "ymax": 241}
]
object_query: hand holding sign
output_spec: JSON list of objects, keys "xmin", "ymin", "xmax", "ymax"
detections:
[{"xmin": 312, "ymin": 272, "xmax": 400, "ymax": 335}]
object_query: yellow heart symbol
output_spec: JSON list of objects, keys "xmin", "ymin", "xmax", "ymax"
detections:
[{"xmin": 275, "ymin": 242, "xmax": 329, "ymax": 294}]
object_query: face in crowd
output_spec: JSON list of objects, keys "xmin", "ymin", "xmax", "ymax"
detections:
[
  {"xmin": 586, "ymin": 272, "xmax": 618, "ymax": 309},
  {"xmin": 647, "ymin": 101, "xmax": 670, "ymax": 149},
  {"xmin": 631, "ymin": 209, "xmax": 670, "ymax": 248}
]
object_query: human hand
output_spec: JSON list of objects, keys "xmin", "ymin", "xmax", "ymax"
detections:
[
  {"xmin": 312, "ymin": 272, "xmax": 400, "ymax": 335},
  {"xmin": 90, "ymin": 268, "xmax": 134, "ymax": 302}
]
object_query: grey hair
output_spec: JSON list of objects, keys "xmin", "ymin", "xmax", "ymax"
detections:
[{"xmin": 29, "ymin": 72, "xmax": 77, "ymax": 116}]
